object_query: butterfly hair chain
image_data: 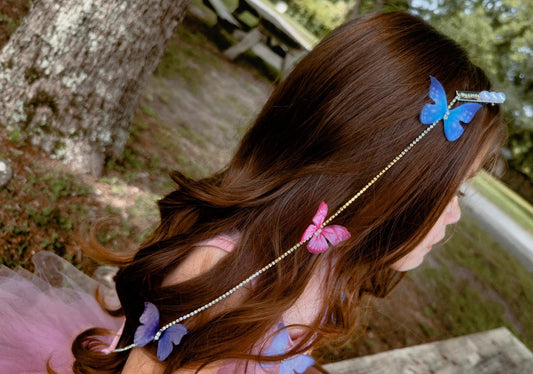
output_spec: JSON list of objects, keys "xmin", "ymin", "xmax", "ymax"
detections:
[
  {"xmin": 112, "ymin": 118, "xmax": 445, "ymax": 354},
  {"xmin": 109, "ymin": 77, "xmax": 506, "ymax": 357}
]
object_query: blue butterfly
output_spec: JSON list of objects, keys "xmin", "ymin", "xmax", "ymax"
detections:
[
  {"xmin": 134, "ymin": 302, "xmax": 189, "ymax": 361},
  {"xmin": 262, "ymin": 323, "xmax": 315, "ymax": 374},
  {"xmin": 420, "ymin": 75, "xmax": 482, "ymax": 142}
]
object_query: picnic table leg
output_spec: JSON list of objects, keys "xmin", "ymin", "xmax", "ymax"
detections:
[
  {"xmin": 224, "ymin": 28, "xmax": 262, "ymax": 60},
  {"xmin": 281, "ymin": 49, "xmax": 305, "ymax": 78}
]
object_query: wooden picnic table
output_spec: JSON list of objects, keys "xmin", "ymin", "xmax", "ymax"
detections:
[{"xmin": 203, "ymin": 0, "xmax": 315, "ymax": 75}]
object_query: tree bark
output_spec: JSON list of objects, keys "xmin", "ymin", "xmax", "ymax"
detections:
[{"xmin": 0, "ymin": 0, "xmax": 190, "ymax": 176}]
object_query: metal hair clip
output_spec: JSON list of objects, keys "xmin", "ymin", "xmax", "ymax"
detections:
[{"xmin": 456, "ymin": 90, "xmax": 506, "ymax": 104}]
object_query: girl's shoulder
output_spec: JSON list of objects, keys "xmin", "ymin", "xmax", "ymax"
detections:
[{"xmin": 162, "ymin": 231, "xmax": 239, "ymax": 287}]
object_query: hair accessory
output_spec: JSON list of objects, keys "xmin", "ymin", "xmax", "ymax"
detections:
[
  {"xmin": 420, "ymin": 76, "xmax": 506, "ymax": 141},
  {"xmin": 109, "ymin": 76, "xmax": 503, "ymax": 359},
  {"xmin": 421, "ymin": 75, "xmax": 482, "ymax": 141},
  {"xmin": 301, "ymin": 201, "xmax": 351, "ymax": 253},
  {"xmin": 129, "ymin": 302, "xmax": 189, "ymax": 360},
  {"xmin": 456, "ymin": 90, "xmax": 506, "ymax": 104}
]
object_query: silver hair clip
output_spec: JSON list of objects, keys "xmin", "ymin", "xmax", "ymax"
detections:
[{"xmin": 456, "ymin": 90, "xmax": 506, "ymax": 104}]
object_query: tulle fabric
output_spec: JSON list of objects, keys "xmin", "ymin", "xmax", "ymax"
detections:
[{"xmin": 0, "ymin": 251, "xmax": 123, "ymax": 374}]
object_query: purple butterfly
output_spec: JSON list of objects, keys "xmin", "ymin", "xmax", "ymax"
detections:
[
  {"xmin": 420, "ymin": 75, "xmax": 482, "ymax": 141},
  {"xmin": 134, "ymin": 302, "xmax": 189, "ymax": 361},
  {"xmin": 301, "ymin": 201, "xmax": 351, "ymax": 254},
  {"xmin": 263, "ymin": 323, "xmax": 315, "ymax": 374}
]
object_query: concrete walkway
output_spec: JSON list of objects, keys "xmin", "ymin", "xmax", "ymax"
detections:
[
  {"xmin": 461, "ymin": 185, "xmax": 533, "ymax": 273},
  {"xmin": 323, "ymin": 328, "xmax": 533, "ymax": 374}
]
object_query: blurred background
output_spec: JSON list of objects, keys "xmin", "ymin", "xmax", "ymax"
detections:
[{"xmin": 0, "ymin": 0, "xmax": 531, "ymax": 365}]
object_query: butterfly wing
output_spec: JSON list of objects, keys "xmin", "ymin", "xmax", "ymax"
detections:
[
  {"xmin": 301, "ymin": 224, "xmax": 317, "ymax": 243},
  {"xmin": 156, "ymin": 324, "xmax": 189, "ymax": 361},
  {"xmin": 134, "ymin": 302, "xmax": 160, "ymax": 347},
  {"xmin": 444, "ymin": 103, "xmax": 482, "ymax": 141},
  {"xmin": 311, "ymin": 201, "xmax": 328, "ymax": 227},
  {"xmin": 420, "ymin": 75, "xmax": 448, "ymax": 125},
  {"xmin": 321, "ymin": 225, "xmax": 351, "ymax": 247},
  {"xmin": 302, "ymin": 202, "xmax": 331, "ymax": 252},
  {"xmin": 307, "ymin": 233, "xmax": 330, "ymax": 254},
  {"xmin": 282, "ymin": 354, "xmax": 316, "ymax": 374}
]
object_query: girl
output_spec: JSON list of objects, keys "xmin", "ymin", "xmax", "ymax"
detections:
[{"xmin": 0, "ymin": 11, "xmax": 504, "ymax": 374}]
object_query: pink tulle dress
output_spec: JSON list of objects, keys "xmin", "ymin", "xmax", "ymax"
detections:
[
  {"xmin": 0, "ymin": 251, "xmax": 122, "ymax": 373},
  {"xmin": 0, "ymin": 235, "xmax": 319, "ymax": 373}
]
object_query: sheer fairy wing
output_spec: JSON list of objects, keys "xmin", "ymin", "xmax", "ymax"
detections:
[
  {"xmin": 265, "ymin": 323, "xmax": 290, "ymax": 357},
  {"xmin": 420, "ymin": 75, "xmax": 448, "ymax": 125},
  {"xmin": 321, "ymin": 225, "xmax": 351, "ymax": 247},
  {"xmin": 307, "ymin": 233, "xmax": 330, "ymax": 254},
  {"xmin": 282, "ymin": 354, "xmax": 316, "ymax": 374},
  {"xmin": 263, "ymin": 323, "xmax": 314, "ymax": 373},
  {"xmin": 444, "ymin": 103, "xmax": 482, "ymax": 141},
  {"xmin": 134, "ymin": 302, "xmax": 160, "ymax": 347},
  {"xmin": 156, "ymin": 324, "xmax": 189, "ymax": 361}
]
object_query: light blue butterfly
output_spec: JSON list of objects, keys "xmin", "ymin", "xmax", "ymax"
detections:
[
  {"xmin": 262, "ymin": 323, "xmax": 316, "ymax": 374},
  {"xmin": 134, "ymin": 302, "xmax": 189, "ymax": 361},
  {"xmin": 420, "ymin": 75, "xmax": 482, "ymax": 142}
]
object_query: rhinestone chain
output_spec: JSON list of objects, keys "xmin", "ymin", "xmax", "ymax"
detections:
[{"xmin": 113, "ymin": 112, "xmax": 449, "ymax": 353}]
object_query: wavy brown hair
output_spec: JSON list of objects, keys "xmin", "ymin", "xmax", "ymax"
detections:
[{"xmin": 72, "ymin": 12, "xmax": 504, "ymax": 374}]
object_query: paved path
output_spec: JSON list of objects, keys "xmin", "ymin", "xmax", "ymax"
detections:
[
  {"xmin": 461, "ymin": 185, "xmax": 533, "ymax": 273},
  {"xmin": 324, "ymin": 327, "xmax": 533, "ymax": 374}
]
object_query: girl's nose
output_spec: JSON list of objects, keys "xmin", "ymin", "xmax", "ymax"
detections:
[{"xmin": 445, "ymin": 196, "xmax": 461, "ymax": 225}]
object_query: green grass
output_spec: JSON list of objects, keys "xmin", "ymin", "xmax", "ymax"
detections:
[
  {"xmin": 40, "ymin": 170, "xmax": 92, "ymax": 202},
  {"xmin": 412, "ymin": 212, "xmax": 533, "ymax": 350},
  {"xmin": 471, "ymin": 170, "xmax": 533, "ymax": 235}
]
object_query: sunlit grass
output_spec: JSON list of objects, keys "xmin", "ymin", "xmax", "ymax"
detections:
[{"xmin": 471, "ymin": 170, "xmax": 533, "ymax": 235}]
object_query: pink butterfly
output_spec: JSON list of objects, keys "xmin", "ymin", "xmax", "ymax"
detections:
[{"xmin": 301, "ymin": 201, "xmax": 351, "ymax": 254}]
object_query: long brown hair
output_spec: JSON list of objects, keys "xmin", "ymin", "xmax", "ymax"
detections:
[{"xmin": 72, "ymin": 12, "xmax": 504, "ymax": 373}]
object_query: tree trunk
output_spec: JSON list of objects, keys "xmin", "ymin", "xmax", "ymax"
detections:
[{"xmin": 0, "ymin": 0, "xmax": 190, "ymax": 176}]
